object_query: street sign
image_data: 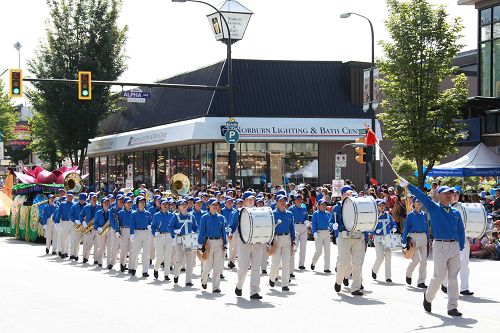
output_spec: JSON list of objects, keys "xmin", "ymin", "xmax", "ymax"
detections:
[
  {"xmin": 123, "ymin": 89, "xmax": 151, "ymax": 104},
  {"xmin": 335, "ymin": 166, "xmax": 341, "ymax": 180},
  {"xmin": 225, "ymin": 129, "xmax": 240, "ymax": 144},
  {"xmin": 335, "ymin": 154, "xmax": 347, "ymax": 168},
  {"xmin": 331, "ymin": 179, "xmax": 344, "ymax": 197},
  {"xmin": 225, "ymin": 118, "xmax": 239, "ymax": 130}
]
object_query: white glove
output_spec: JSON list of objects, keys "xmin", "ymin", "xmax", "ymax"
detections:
[
  {"xmin": 115, "ymin": 232, "xmax": 120, "ymax": 239},
  {"xmin": 391, "ymin": 228, "xmax": 397, "ymax": 233},
  {"xmin": 402, "ymin": 243, "xmax": 407, "ymax": 248},
  {"xmin": 83, "ymin": 221, "xmax": 88, "ymax": 228},
  {"xmin": 399, "ymin": 177, "xmax": 409, "ymax": 187},
  {"xmin": 376, "ymin": 228, "xmax": 382, "ymax": 234},
  {"xmin": 154, "ymin": 231, "xmax": 159, "ymax": 237},
  {"xmin": 75, "ymin": 220, "xmax": 81, "ymax": 225},
  {"xmin": 332, "ymin": 223, "xmax": 339, "ymax": 231},
  {"xmin": 198, "ymin": 244, "xmax": 203, "ymax": 249},
  {"xmin": 42, "ymin": 225, "xmax": 47, "ymax": 230},
  {"xmin": 130, "ymin": 234, "xmax": 135, "ymax": 240},
  {"xmin": 98, "ymin": 227, "xmax": 103, "ymax": 232},
  {"xmin": 174, "ymin": 229, "xmax": 181, "ymax": 235},
  {"xmin": 313, "ymin": 232, "xmax": 318, "ymax": 239},
  {"xmin": 147, "ymin": 225, "xmax": 152, "ymax": 231}
]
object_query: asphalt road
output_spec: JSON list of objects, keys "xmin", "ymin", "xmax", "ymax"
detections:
[{"xmin": 1, "ymin": 237, "xmax": 498, "ymax": 333}]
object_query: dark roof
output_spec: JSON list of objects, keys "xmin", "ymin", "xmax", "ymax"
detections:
[{"xmin": 99, "ymin": 59, "xmax": 366, "ymax": 135}]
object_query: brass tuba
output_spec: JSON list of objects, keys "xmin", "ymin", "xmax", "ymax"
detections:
[
  {"xmin": 97, "ymin": 221, "xmax": 110, "ymax": 237},
  {"xmin": 170, "ymin": 173, "xmax": 190, "ymax": 197},
  {"xmin": 64, "ymin": 172, "xmax": 84, "ymax": 193}
]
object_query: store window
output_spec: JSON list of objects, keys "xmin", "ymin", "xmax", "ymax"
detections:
[
  {"xmin": 215, "ymin": 142, "xmax": 230, "ymax": 184},
  {"xmin": 94, "ymin": 158, "xmax": 99, "ymax": 191},
  {"xmin": 191, "ymin": 145, "xmax": 201, "ymax": 186},
  {"xmin": 201, "ymin": 144, "xmax": 214, "ymax": 186},
  {"xmin": 143, "ymin": 150, "xmax": 155, "ymax": 188},
  {"xmin": 156, "ymin": 149, "xmax": 166, "ymax": 189},
  {"xmin": 238, "ymin": 142, "xmax": 266, "ymax": 189},
  {"xmin": 99, "ymin": 156, "xmax": 108, "ymax": 193},
  {"xmin": 134, "ymin": 151, "xmax": 144, "ymax": 188},
  {"xmin": 172, "ymin": 146, "xmax": 189, "ymax": 175},
  {"xmin": 479, "ymin": 6, "xmax": 500, "ymax": 97},
  {"xmin": 485, "ymin": 113, "xmax": 500, "ymax": 134},
  {"xmin": 108, "ymin": 155, "xmax": 116, "ymax": 191},
  {"xmin": 115, "ymin": 154, "xmax": 125, "ymax": 189}
]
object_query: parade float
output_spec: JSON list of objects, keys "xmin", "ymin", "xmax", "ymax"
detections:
[{"xmin": 3, "ymin": 166, "xmax": 85, "ymax": 241}]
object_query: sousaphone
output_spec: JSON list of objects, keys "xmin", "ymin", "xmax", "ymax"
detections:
[
  {"xmin": 64, "ymin": 172, "xmax": 84, "ymax": 193},
  {"xmin": 170, "ymin": 173, "xmax": 190, "ymax": 197}
]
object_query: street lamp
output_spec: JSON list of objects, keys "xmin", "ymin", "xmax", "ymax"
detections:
[
  {"xmin": 13, "ymin": 42, "xmax": 22, "ymax": 69},
  {"xmin": 172, "ymin": 0, "xmax": 252, "ymax": 186},
  {"xmin": 340, "ymin": 12, "xmax": 376, "ymax": 187}
]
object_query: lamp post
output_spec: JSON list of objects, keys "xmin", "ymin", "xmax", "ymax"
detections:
[
  {"xmin": 13, "ymin": 42, "xmax": 22, "ymax": 68},
  {"xmin": 340, "ymin": 12, "xmax": 376, "ymax": 188},
  {"xmin": 172, "ymin": 0, "xmax": 252, "ymax": 186}
]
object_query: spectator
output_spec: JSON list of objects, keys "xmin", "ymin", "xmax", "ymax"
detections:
[{"xmin": 492, "ymin": 188, "xmax": 500, "ymax": 219}]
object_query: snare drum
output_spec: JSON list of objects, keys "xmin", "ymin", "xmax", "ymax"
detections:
[
  {"xmin": 380, "ymin": 234, "xmax": 402, "ymax": 250},
  {"xmin": 239, "ymin": 207, "xmax": 275, "ymax": 244},
  {"xmin": 177, "ymin": 233, "xmax": 199, "ymax": 251},
  {"xmin": 342, "ymin": 196, "xmax": 378, "ymax": 232},
  {"xmin": 453, "ymin": 203, "xmax": 487, "ymax": 239}
]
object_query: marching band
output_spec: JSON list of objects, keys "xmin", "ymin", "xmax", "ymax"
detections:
[{"xmin": 37, "ymin": 179, "xmax": 478, "ymax": 317}]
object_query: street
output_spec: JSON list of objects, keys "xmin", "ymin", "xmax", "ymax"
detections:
[{"xmin": 1, "ymin": 237, "xmax": 498, "ymax": 333}]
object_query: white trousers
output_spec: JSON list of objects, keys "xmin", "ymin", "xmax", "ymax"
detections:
[
  {"xmin": 290, "ymin": 223, "xmax": 307, "ymax": 270},
  {"xmin": 174, "ymin": 242, "xmax": 194, "ymax": 283},
  {"xmin": 372, "ymin": 236, "xmax": 392, "ymax": 280},
  {"xmin": 154, "ymin": 233, "xmax": 173, "ymax": 275},
  {"xmin": 70, "ymin": 227, "xmax": 82, "ymax": 257},
  {"xmin": 335, "ymin": 237, "xmax": 366, "ymax": 291},
  {"xmin": 426, "ymin": 241, "xmax": 461, "ymax": 311},
  {"xmin": 236, "ymin": 243, "xmax": 262, "ymax": 295},
  {"xmin": 270, "ymin": 235, "xmax": 292, "ymax": 287},
  {"xmin": 406, "ymin": 233, "xmax": 428, "ymax": 284},
  {"xmin": 119, "ymin": 228, "xmax": 131, "ymax": 266},
  {"xmin": 83, "ymin": 230, "xmax": 96, "ymax": 260},
  {"xmin": 95, "ymin": 230, "xmax": 114, "ymax": 265},
  {"xmin": 443, "ymin": 239, "xmax": 470, "ymax": 292},
  {"xmin": 228, "ymin": 231, "xmax": 239, "ymax": 263},
  {"xmin": 312, "ymin": 230, "xmax": 331, "ymax": 270},
  {"xmin": 201, "ymin": 239, "xmax": 224, "ymax": 291},
  {"xmin": 57, "ymin": 220, "xmax": 73, "ymax": 254},
  {"xmin": 261, "ymin": 244, "xmax": 268, "ymax": 271},
  {"xmin": 130, "ymin": 230, "xmax": 151, "ymax": 273},
  {"xmin": 44, "ymin": 217, "xmax": 56, "ymax": 252}
]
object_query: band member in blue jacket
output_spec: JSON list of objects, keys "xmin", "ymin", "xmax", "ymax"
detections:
[
  {"xmin": 311, "ymin": 199, "xmax": 332, "ymax": 273},
  {"xmin": 41, "ymin": 194, "xmax": 57, "ymax": 255},
  {"xmin": 198, "ymin": 198, "xmax": 227, "ymax": 293},
  {"xmin": 152, "ymin": 199, "xmax": 174, "ymax": 281},
  {"xmin": 169, "ymin": 199, "xmax": 198, "ymax": 286},
  {"xmin": 400, "ymin": 178, "xmax": 465, "ymax": 317},
  {"xmin": 108, "ymin": 194, "xmax": 124, "ymax": 270},
  {"xmin": 129, "ymin": 196, "xmax": 153, "ymax": 277},
  {"xmin": 117, "ymin": 197, "xmax": 133, "ymax": 272},
  {"xmin": 80, "ymin": 194, "xmax": 99, "ymax": 264},
  {"xmin": 54, "ymin": 191, "xmax": 74, "ymax": 258},
  {"xmin": 371, "ymin": 200, "xmax": 398, "ymax": 283},
  {"xmin": 402, "ymin": 197, "xmax": 430, "ymax": 288},
  {"xmin": 269, "ymin": 195, "xmax": 295, "ymax": 291},
  {"xmin": 94, "ymin": 197, "xmax": 113, "ymax": 267},
  {"xmin": 69, "ymin": 193, "xmax": 87, "ymax": 261},
  {"xmin": 289, "ymin": 194, "xmax": 309, "ymax": 271}
]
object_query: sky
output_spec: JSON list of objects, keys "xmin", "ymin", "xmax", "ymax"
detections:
[{"xmin": 0, "ymin": 0, "xmax": 478, "ymax": 102}]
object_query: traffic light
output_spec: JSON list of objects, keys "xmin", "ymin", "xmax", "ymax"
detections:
[
  {"xmin": 78, "ymin": 71, "xmax": 92, "ymax": 100},
  {"xmin": 9, "ymin": 69, "xmax": 23, "ymax": 97},
  {"xmin": 355, "ymin": 137, "xmax": 366, "ymax": 164}
]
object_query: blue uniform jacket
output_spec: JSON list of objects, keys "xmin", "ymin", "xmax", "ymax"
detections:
[
  {"xmin": 192, "ymin": 209, "xmax": 206, "ymax": 226},
  {"xmin": 197, "ymin": 212, "xmax": 227, "ymax": 245},
  {"xmin": 79, "ymin": 204, "xmax": 99, "ymax": 223},
  {"xmin": 273, "ymin": 208, "xmax": 296, "ymax": 241},
  {"xmin": 168, "ymin": 212, "xmax": 198, "ymax": 238},
  {"xmin": 148, "ymin": 206, "xmax": 160, "ymax": 216},
  {"xmin": 408, "ymin": 184, "xmax": 465, "ymax": 250},
  {"xmin": 70, "ymin": 202, "xmax": 86, "ymax": 223},
  {"xmin": 40, "ymin": 204, "xmax": 57, "ymax": 225},
  {"xmin": 152, "ymin": 211, "xmax": 173, "ymax": 235},
  {"xmin": 221, "ymin": 206, "xmax": 235, "ymax": 226},
  {"xmin": 289, "ymin": 204, "xmax": 308, "ymax": 223},
  {"xmin": 402, "ymin": 209, "xmax": 430, "ymax": 243},
  {"xmin": 118, "ymin": 209, "xmax": 132, "ymax": 228},
  {"xmin": 94, "ymin": 209, "xmax": 111, "ymax": 229},
  {"xmin": 53, "ymin": 201, "xmax": 73, "ymax": 223},
  {"xmin": 371, "ymin": 212, "xmax": 397, "ymax": 236},
  {"xmin": 130, "ymin": 209, "xmax": 152, "ymax": 235},
  {"xmin": 312, "ymin": 210, "xmax": 331, "ymax": 233},
  {"xmin": 109, "ymin": 205, "xmax": 123, "ymax": 230},
  {"xmin": 229, "ymin": 209, "xmax": 241, "ymax": 233}
]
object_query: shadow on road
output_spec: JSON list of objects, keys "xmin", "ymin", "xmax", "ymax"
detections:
[
  {"xmin": 195, "ymin": 291, "xmax": 225, "ymax": 300},
  {"xmin": 265, "ymin": 289, "xmax": 297, "ymax": 298},
  {"xmin": 410, "ymin": 312, "xmax": 478, "ymax": 331},
  {"xmin": 333, "ymin": 293, "xmax": 385, "ymax": 306},
  {"xmin": 373, "ymin": 280, "xmax": 406, "ymax": 287},
  {"xmin": 225, "ymin": 297, "xmax": 276, "ymax": 309},
  {"xmin": 459, "ymin": 295, "xmax": 500, "ymax": 304}
]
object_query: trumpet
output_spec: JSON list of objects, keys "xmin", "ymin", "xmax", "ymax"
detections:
[
  {"xmin": 74, "ymin": 223, "xmax": 84, "ymax": 232},
  {"xmin": 82, "ymin": 219, "xmax": 94, "ymax": 235},
  {"xmin": 98, "ymin": 221, "xmax": 111, "ymax": 237}
]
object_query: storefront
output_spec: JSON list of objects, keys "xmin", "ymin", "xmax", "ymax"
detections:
[{"xmin": 87, "ymin": 59, "xmax": 382, "ymax": 191}]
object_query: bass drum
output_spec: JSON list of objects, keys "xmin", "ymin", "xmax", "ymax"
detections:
[
  {"xmin": 453, "ymin": 202, "xmax": 487, "ymax": 239},
  {"xmin": 239, "ymin": 207, "xmax": 275, "ymax": 244},
  {"xmin": 342, "ymin": 196, "xmax": 378, "ymax": 232}
]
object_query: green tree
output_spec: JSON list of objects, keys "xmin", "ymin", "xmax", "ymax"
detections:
[
  {"xmin": 28, "ymin": 108, "xmax": 63, "ymax": 170},
  {"xmin": 0, "ymin": 79, "xmax": 17, "ymax": 141},
  {"xmin": 378, "ymin": 0, "xmax": 468, "ymax": 189},
  {"xmin": 27, "ymin": 0, "xmax": 127, "ymax": 170}
]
